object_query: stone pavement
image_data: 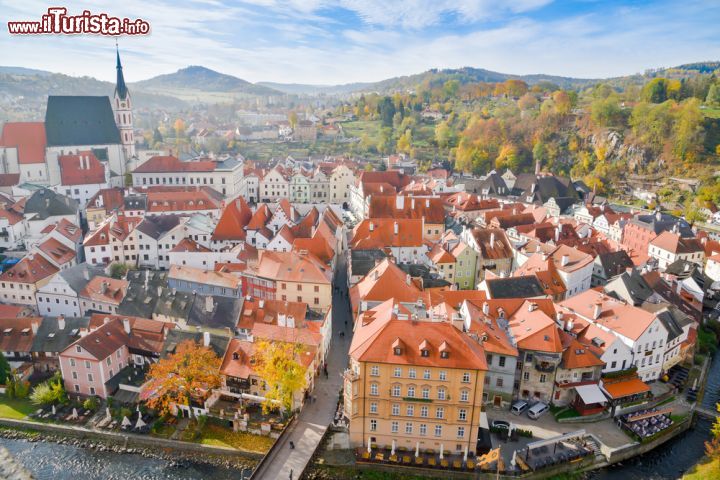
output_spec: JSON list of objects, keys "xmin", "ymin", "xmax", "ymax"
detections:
[{"xmin": 252, "ymin": 255, "xmax": 353, "ymax": 480}]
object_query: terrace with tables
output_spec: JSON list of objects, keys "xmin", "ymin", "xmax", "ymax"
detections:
[
  {"xmin": 512, "ymin": 431, "xmax": 595, "ymax": 473},
  {"xmin": 618, "ymin": 407, "xmax": 674, "ymax": 440}
]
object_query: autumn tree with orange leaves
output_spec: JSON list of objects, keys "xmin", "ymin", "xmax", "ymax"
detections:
[{"xmin": 143, "ymin": 340, "xmax": 221, "ymax": 417}]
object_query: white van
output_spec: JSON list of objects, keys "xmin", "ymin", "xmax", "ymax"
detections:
[
  {"xmin": 527, "ymin": 402, "xmax": 549, "ymax": 420},
  {"xmin": 511, "ymin": 400, "xmax": 528, "ymax": 416}
]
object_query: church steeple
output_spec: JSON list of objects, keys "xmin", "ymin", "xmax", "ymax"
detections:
[
  {"xmin": 113, "ymin": 43, "xmax": 135, "ymax": 161},
  {"xmin": 115, "ymin": 45, "xmax": 128, "ymax": 100}
]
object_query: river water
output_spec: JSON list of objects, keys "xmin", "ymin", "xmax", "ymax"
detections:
[
  {"xmin": 1, "ymin": 354, "xmax": 718, "ymax": 479},
  {"xmin": 589, "ymin": 352, "xmax": 720, "ymax": 480}
]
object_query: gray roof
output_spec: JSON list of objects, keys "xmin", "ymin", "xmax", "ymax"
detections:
[
  {"xmin": 351, "ymin": 249, "xmax": 388, "ymax": 278},
  {"xmin": 604, "ymin": 270, "xmax": 656, "ymax": 306},
  {"xmin": 187, "ymin": 295, "xmax": 243, "ymax": 330},
  {"xmin": 512, "ymin": 174, "xmax": 578, "ymax": 204},
  {"xmin": 136, "ymin": 215, "xmax": 182, "ymax": 239},
  {"xmin": 45, "ymin": 96, "xmax": 121, "ymax": 147},
  {"xmin": 118, "ymin": 271, "xmax": 169, "ymax": 318},
  {"xmin": 161, "ymin": 329, "xmax": 230, "ymax": 359},
  {"xmin": 631, "ymin": 212, "xmax": 694, "ymax": 237},
  {"xmin": 597, "ymin": 251, "xmax": 634, "ymax": 279},
  {"xmin": 31, "ymin": 316, "xmax": 89, "ymax": 353},
  {"xmin": 58, "ymin": 263, "xmax": 105, "ymax": 294},
  {"xmin": 124, "ymin": 194, "xmax": 147, "ymax": 211},
  {"xmin": 655, "ymin": 307, "xmax": 693, "ymax": 342},
  {"xmin": 24, "ymin": 188, "xmax": 79, "ymax": 219},
  {"xmin": 397, "ymin": 263, "xmax": 451, "ymax": 289},
  {"xmin": 486, "ymin": 276, "xmax": 546, "ymax": 299}
]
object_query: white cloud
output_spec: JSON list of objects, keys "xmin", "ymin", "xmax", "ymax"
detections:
[{"xmin": 0, "ymin": 0, "xmax": 718, "ymax": 85}]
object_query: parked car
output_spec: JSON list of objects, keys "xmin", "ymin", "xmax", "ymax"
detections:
[
  {"xmin": 527, "ymin": 402, "xmax": 549, "ymax": 420},
  {"xmin": 511, "ymin": 400, "xmax": 528, "ymax": 415},
  {"xmin": 491, "ymin": 420, "xmax": 511, "ymax": 431}
]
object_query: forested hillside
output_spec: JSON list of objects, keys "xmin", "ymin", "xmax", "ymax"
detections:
[{"xmin": 335, "ymin": 68, "xmax": 720, "ymax": 212}]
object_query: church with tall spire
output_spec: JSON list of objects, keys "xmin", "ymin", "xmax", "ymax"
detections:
[{"xmin": 113, "ymin": 45, "xmax": 135, "ymax": 161}]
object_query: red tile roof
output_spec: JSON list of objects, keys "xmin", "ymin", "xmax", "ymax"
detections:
[
  {"xmin": 0, "ymin": 317, "xmax": 40, "ymax": 353},
  {"xmin": 254, "ymin": 250, "xmax": 332, "ymax": 284},
  {"xmin": 602, "ymin": 376, "xmax": 650, "ymax": 399},
  {"xmin": 0, "ymin": 254, "xmax": 59, "ymax": 284},
  {"xmin": 133, "ymin": 155, "xmax": 216, "ymax": 173},
  {"xmin": 59, "ymin": 151, "xmax": 106, "ymax": 185},
  {"xmin": 350, "ymin": 298, "xmax": 488, "ymax": 370},
  {"xmin": 87, "ymin": 188, "xmax": 125, "ymax": 213},
  {"xmin": 80, "ymin": 276, "xmax": 128, "ymax": 305},
  {"xmin": 0, "ymin": 122, "xmax": 46, "ymax": 164},
  {"xmin": 144, "ymin": 187, "xmax": 222, "ymax": 213},
  {"xmin": 212, "ymin": 197, "xmax": 253, "ymax": 241},
  {"xmin": 37, "ymin": 237, "xmax": 76, "ymax": 266},
  {"xmin": 0, "ymin": 174, "xmax": 20, "ymax": 187},
  {"xmin": 368, "ymin": 195, "xmax": 445, "ymax": 224},
  {"xmin": 351, "ymin": 218, "xmax": 424, "ymax": 249},
  {"xmin": 171, "ymin": 238, "xmax": 211, "ymax": 253}
]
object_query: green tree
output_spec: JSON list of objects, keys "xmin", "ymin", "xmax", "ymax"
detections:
[
  {"xmin": 673, "ymin": 98, "xmax": 705, "ymax": 162},
  {"xmin": 152, "ymin": 127, "xmax": 163, "ymax": 147},
  {"xmin": 591, "ymin": 96, "xmax": 623, "ymax": 127},
  {"xmin": 442, "ymin": 79, "xmax": 460, "ymax": 99},
  {"xmin": 0, "ymin": 352, "xmax": 9, "ymax": 385},
  {"xmin": 397, "ymin": 129, "xmax": 413, "ymax": 155},
  {"xmin": 642, "ymin": 78, "xmax": 669, "ymax": 103},
  {"xmin": 435, "ymin": 121, "xmax": 453, "ymax": 148},
  {"xmin": 379, "ymin": 97, "xmax": 396, "ymax": 128},
  {"xmin": 707, "ymin": 83, "xmax": 720, "ymax": 106}
]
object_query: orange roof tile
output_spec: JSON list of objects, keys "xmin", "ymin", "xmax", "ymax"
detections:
[
  {"xmin": 80, "ymin": 276, "xmax": 128, "ymax": 305},
  {"xmin": 351, "ymin": 218, "xmax": 424, "ymax": 249},
  {"xmin": 0, "ymin": 122, "xmax": 46, "ymax": 164},
  {"xmin": 0, "ymin": 254, "xmax": 58, "ymax": 284},
  {"xmin": 602, "ymin": 376, "xmax": 651, "ymax": 399},
  {"xmin": 212, "ymin": 197, "xmax": 253, "ymax": 241},
  {"xmin": 59, "ymin": 151, "xmax": 106, "ymax": 185},
  {"xmin": 133, "ymin": 155, "xmax": 216, "ymax": 173}
]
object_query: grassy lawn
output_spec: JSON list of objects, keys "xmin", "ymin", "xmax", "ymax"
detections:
[
  {"xmin": 341, "ymin": 120, "xmax": 382, "ymax": 143},
  {"xmin": 683, "ymin": 456, "xmax": 720, "ymax": 479},
  {"xmin": 556, "ymin": 407, "xmax": 581, "ymax": 420},
  {"xmin": 0, "ymin": 395, "xmax": 35, "ymax": 419},
  {"xmin": 150, "ymin": 422, "xmax": 177, "ymax": 439},
  {"xmin": 196, "ymin": 423, "xmax": 274, "ymax": 454},
  {"xmin": 702, "ymin": 106, "xmax": 720, "ymax": 119}
]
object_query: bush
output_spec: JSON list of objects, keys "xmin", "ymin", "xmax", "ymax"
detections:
[
  {"xmin": 516, "ymin": 428, "xmax": 533, "ymax": 438},
  {"xmin": 83, "ymin": 397, "xmax": 99, "ymax": 411},
  {"xmin": 119, "ymin": 407, "xmax": 133, "ymax": 420},
  {"xmin": 30, "ymin": 375, "xmax": 67, "ymax": 406},
  {"xmin": 694, "ymin": 354, "xmax": 706, "ymax": 365}
]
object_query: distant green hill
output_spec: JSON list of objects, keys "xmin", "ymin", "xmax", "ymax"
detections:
[{"xmin": 133, "ymin": 66, "xmax": 282, "ymax": 96}]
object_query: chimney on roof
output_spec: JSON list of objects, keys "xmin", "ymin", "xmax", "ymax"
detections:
[
  {"xmin": 411, "ymin": 197, "xmax": 416, "ymax": 210},
  {"xmin": 57, "ymin": 315, "xmax": 65, "ymax": 330},
  {"xmin": 565, "ymin": 317, "xmax": 574, "ymax": 332},
  {"xmin": 592, "ymin": 301, "xmax": 602, "ymax": 320},
  {"xmin": 103, "ymin": 316, "xmax": 110, "ymax": 324},
  {"xmin": 101, "ymin": 281, "xmax": 109, "ymax": 294},
  {"xmin": 555, "ymin": 311, "xmax": 563, "ymax": 325},
  {"xmin": 286, "ymin": 315, "xmax": 295, "ymax": 328},
  {"xmin": 655, "ymin": 210, "xmax": 662, "ymax": 221},
  {"xmin": 83, "ymin": 268, "xmax": 90, "ymax": 281},
  {"xmin": 259, "ymin": 299, "xmax": 265, "ymax": 309},
  {"xmin": 405, "ymin": 274, "xmax": 411, "ymax": 285},
  {"xmin": 205, "ymin": 295, "xmax": 215, "ymax": 313},
  {"xmin": 528, "ymin": 302, "xmax": 538, "ymax": 312},
  {"xmin": 369, "ymin": 221, "xmax": 374, "ymax": 232},
  {"xmin": 394, "ymin": 221, "xmax": 399, "ymax": 235},
  {"xmin": 482, "ymin": 301, "xmax": 489, "ymax": 315},
  {"xmin": 555, "ymin": 227, "xmax": 560, "ymax": 242},
  {"xmin": 396, "ymin": 195, "xmax": 404, "ymax": 210},
  {"xmin": 31, "ymin": 318, "xmax": 39, "ymax": 334},
  {"xmin": 425, "ymin": 199, "xmax": 429, "ymax": 208},
  {"xmin": 203, "ymin": 331, "xmax": 211, "ymax": 347},
  {"xmin": 157, "ymin": 285, "xmax": 163, "ymax": 297},
  {"xmin": 489, "ymin": 232, "xmax": 495, "ymax": 246},
  {"xmin": 561, "ymin": 254, "xmax": 570, "ymax": 267},
  {"xmin": 123, "ymin": 318, "xmax": 131, "ymax": 335}
]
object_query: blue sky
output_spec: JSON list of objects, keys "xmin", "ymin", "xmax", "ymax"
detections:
[{"xmin": 1, "ymin": 0, "xmax": 719, "ymax": 85}]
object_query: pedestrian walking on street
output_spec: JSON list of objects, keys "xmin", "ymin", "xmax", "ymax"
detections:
[{"xmin": 289, "ymin": 469, "xmax": 293, "ymax": 480}]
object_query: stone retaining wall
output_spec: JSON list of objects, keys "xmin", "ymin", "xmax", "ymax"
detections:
[{"xmin": 0, "ymin": 417, "xmax": 264, "ymax": 460}]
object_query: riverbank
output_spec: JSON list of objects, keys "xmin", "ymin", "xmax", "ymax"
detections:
[{"xmin": 0, "ymin": 417, "xmax": 260, "ymax": 472}]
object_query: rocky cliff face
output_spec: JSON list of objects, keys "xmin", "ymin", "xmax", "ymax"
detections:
[{"xmin": 591, "ymin": 130, "xmax": 652, "ymax": 172}]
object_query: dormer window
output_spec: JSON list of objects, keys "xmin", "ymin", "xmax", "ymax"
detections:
[
  {"xmin": 439, "ymin": 341, "xmax": 450, "ymax": 359},
  {"xmin": 394, "ymin": 347, "xmax": 402, "ymax": 355},
  {"xmin": 392, "ymin": 338, "xmax": 403, "ymax": 356},
  {"xmin": 421, "ymin": 349, "xmax": 429, "ymax": 357}
]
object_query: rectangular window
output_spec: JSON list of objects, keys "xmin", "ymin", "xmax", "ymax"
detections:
[
  {"xmin": 370, "ymin": 419, "xmax": 377, "ymax": 432},
  {"xmin": 462, "ymin": 372, "xmax": 470, "ymax": 383},
  {"xmin": 370, "ymin": 365, "xmax": 379, "ymax": 376},
  {"xmin": 405, "ymin": 422, "xmax": 413, "ymax": 434},
  {"xmin": 423, "ymin": 369, "xmax": 431, "ymax": 380},
  {"xmin": 420, "ymin": 406, "xmax": 429, "ymax": 418},
  {"xmin": 460, "ymin": 390, "xmax": 469, "ymax": 402},
  {"xmin": 499, "ymin": 356, "xmax": 506, "ymax": 367},
  {"xmin": 523, "ymin": 371, "xmax": 530, "ymax": 381},
  {"xmin": 406, "ymin": 405, "xmax": 414, "ymax": 416},
  {"xmin": 370, "ymin": 402, "xmax": 377, "ymax": 414},
  {"xmin": 434, "ymin": 425, "xmax": 442, "ymax": 437},
  {"xmin": 457, "ymin": 426, "xmax": 465, "ymax": 438},
  {"xmin": 419, "ymin": 424, "xmax": 427, "ymax": 436},
  {"xmin": 459, "ymin": 409, "xmax": 467, "ymax": 421},
  {"xmin": 408, "ymin": 368, "xmax": 416, "ymax": 379},
  {"xmin": 393, "ymin": 367, "xmax": 402, "ymax": 377},
  {"xmin": 370, "ymin": 383, "xmax": 378, "ymax": 396},
  {"xmin": 436, "ymin": 407, "xmax": 444, "ymax": 419},
  {"xmin": 392, "ymin": 404, "xmax": 399, "ymax": 416},
  {"xmin": 391, "ymin": 421, "xmax": 399, "ymax": 433},
  {"xmin": 391, "ymin": 385, "xmax": 401, "ymax": 397},
  {"xmin": 439, "ymin": 371, "xmax": 447, "ymax": 381}
]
